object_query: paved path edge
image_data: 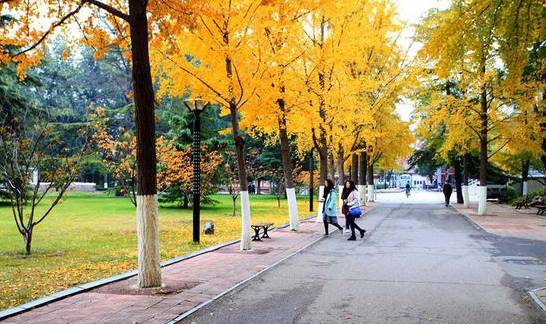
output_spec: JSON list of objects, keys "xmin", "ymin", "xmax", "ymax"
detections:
[
  {"xmin": 167, "ymin": 205, "xmax": 377, "ymax": 323},
  {"xmin": 0, "ymin": 214, "xmax": 325, "ymax": 321},
  {"xmin": 451, "ymin": 204, "xmax": 490, "ymax": 233},
  {"xmin": 529, "ymin": 288, "xmax": 546, "ymax": 316},
  {"xmin": 167, "ymin": 232, "xmax": 326, "ymax": 324},
  {"xmin": 0, "ymin": 239, "xmax": 241, "ymax": 321},
  {"xmin": 452, "ymin": 204, "xmax": 546, "ymax": 318}
]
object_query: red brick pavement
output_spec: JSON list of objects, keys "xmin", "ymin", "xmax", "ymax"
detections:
[
  {"xmin": 453, "ymin": 202, "xmax": 546, "ymax": 242},
  {"xmin": 4, "ymin": 220, "xmax": 325, "ymax": 324}
]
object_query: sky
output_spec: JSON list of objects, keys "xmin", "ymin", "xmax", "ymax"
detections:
[{"xmin": 394, "ymin": 0, "xmax": 449, "ymax": 123}]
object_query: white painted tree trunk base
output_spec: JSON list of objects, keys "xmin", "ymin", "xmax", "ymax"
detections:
[
  {"xmin": 462, "ymin": 185, "xmax": 470, "ymax": 208},
  {"xmin": 136, "ymin": 194, "xmax": 161, "ymax": 288},
  {"xmin": 286, "ymin": 188, "xmax": 299, "ymax": 231},
  {"xmin": 478, "ymin": 186, "xmax": 487, "ymax": 215},
  {"xmin": 523, "ymin": 181, "xmax": 528, "ymax": 196},
  {"xmin": 240, "ymin": 191, "xmax": 252, "ymax": 251},
  {"xmin": 367, "ymin": 185, "xmax": 375, "ymax": 202},
  {"xmin": 357, "ymin": 185, "xmax": 366, "ymax": 206},
  {"xmin": 316, "ymin": 186, "xmax": 324, "ymax": 223}
]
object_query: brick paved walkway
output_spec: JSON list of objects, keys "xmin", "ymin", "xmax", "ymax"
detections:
[
  {"xmin": 4, "ymin": 220, "xmax": 326, "ymax": 324},
  {"xmin": 453, "ymin": 202, "xmax": 546, "ymax": 242}
]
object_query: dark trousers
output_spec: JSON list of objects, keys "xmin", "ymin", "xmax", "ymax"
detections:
[
  {"xmin": 444, "ymin": 192, "xmax": 452, "ymax": 206},
  {"xmin": 346, "ymin": 215, "xmax": 364, "ymax": 237},
  {"xmin": 324, "ymin": 219, "xmax": 343, "ymax": 234}
]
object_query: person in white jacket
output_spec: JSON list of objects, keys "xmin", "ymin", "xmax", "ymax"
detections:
[{"xmin": 342, "ymin": 180, "xmax": 366, "ymax": 241}]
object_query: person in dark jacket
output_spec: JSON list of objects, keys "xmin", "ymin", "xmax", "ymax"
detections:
[{"xmin": 443, "ymin": 177, "xmax": 453, "ymax": 207}]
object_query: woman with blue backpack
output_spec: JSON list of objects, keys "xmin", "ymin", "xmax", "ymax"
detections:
[
  {"xmin": 343, "ymin": 180, "xmax": 366, "ymax": 241},
  {"xmin": 322, "ymin": 179, "xmax": 344, "ymax": 235}
]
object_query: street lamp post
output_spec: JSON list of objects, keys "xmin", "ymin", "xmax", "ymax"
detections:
[{"xmin": 183, "ymin": 97, "xmax": 209, "ymax": 243}]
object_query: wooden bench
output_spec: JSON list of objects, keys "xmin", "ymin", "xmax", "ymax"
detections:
[
  {"xmin": 514, "ymin": 197, "xmax": 530, "ymax": 209},
  {"xmin": 251, "ymin": 223, "xmax": 273, "ymax": 241},
  {"xmin": 536, "ymin": 205, "xmax": 546, "ymax": 215}
]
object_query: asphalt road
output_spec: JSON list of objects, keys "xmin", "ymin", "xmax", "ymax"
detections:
[{"xmin": 181, "ymin": 203, "xmax": 546, "ymax": 324}]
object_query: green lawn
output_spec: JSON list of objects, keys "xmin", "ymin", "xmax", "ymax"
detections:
[{"xmin": 0, "ymin": 192, "xmax": 313, "ymax": 310}]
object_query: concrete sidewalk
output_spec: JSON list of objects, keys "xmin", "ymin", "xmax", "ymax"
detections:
[
  {"xmin": 453, "ymin": 202, "xmax": 546, "ymax": 315},
  {"xmin": 3, "ymin": 220, "xmax": 327, "ymax": 324},
  {"xmin": 453, "ymin": 202, "xmax": 546, "ymax": 242}
]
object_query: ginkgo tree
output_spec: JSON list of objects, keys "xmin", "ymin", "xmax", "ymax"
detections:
[
  {"xmin": 151, "ymin": 0, "xmax": 266, "ymax": 250},
  {"xmin": 3, "ymin": 0, "xmax": 195, "ymax": 288},
  {"xmin": 243, "ymin": 0, "xmax": 313, "ymax": 231},
  {"xmin": 420, "ymin": 1, "xmax": 509, "ymax": 215},
  {"xmin": 419, "ymin": 0, "xmax": 545, "ymax": 213}
]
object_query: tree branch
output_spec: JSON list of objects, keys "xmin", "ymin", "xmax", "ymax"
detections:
[{"xmin": 85, "ymin": 0, "xmax": 130, "ymax": 21}]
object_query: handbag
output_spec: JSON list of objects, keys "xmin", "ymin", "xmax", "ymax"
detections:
[{"xmin": 348, "ymin": 206, "xmax": 362, "ymax": 217}]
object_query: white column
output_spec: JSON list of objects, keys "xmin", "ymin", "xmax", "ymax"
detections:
[
  {"xmin": 462, "ymin": 185, "xmax": 470, "ymax": 208},
  {"xmin": 136, "ymin": 194, "xmax": 161, "ymax": 288},
  {"xmin": 523, "ymin": 181, "xmax": 528, "ymax": 196},
  {"xmin": 357, "ymin": 185, "xmax": 366, "ymax": 206},
  {"xmin": 286, "ymin": 188, "xmax": 299, "ymax": 231},
  {"xmin": 367, "ymin": 184, "xmax": 375, "ymax": 202},
  {"xmin": 316, "ymin": 185, "xmax": 324, "ymax": 223},
  {"xmin": 32, "ymin": 169, "xmax": 38, "ymax": 185},
  {"xmin": 240, "ymin": 191, "xmax": 252, "ymax": 250},
  {"xmin": 478, "ymin": 186, "xmax": 487, "ymax": 215}
]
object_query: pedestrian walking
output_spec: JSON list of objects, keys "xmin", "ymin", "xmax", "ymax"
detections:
[
  {"xmin": 341, "ymin": 181, "xmax": 351, "ymax": 234},
  {"xmin": 443, "ymin": 178, "xmax": 453, "ymax": 207},
  {"xmin": 322, "ymin": 179, "xmax": 343, "ymax": 235},
  {"xmin": 342, "ymin": 180, "xmax": 366, "ymax": 241},
  {"xmin": 405, "ymin": 181, "xmax": 411, "ymax": 198}
]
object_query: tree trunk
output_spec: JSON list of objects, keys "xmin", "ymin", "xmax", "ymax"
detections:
[
  {"xmin": 183, "ymin": 192, "xmax": 189, "ymax": 209},
  {"xmin": 358, "ymin": 152, "xmax": 367, "ymax": 203},
  {"xmin": 277, "ymin": 96, "xmax": 299, "ymax": 231},
  {"xmin": 129, "ymin": 0, "xmax": 161, "ymax": 288},
  {"xmin": 309, "ymin": 149, "xmax": 314, "ymax": 212},
  {"xmin": 367, "ymin": 160, "xmax": 375, "ymax": 202},
  {"xmin": 462, "ymin": 153, "xmax": 470, "ymax": 207},
  {"xmin": 24, "ymin": 231, "xmax": 32, "ymax": 255},
  {"xmin": 226, "ymin": 52, "xmax": 251, "ymax": 250},
  {"xmin": 522, "ymin": 158, "xmax": 530, "ymax": 196},
  {"xmin": 337, "ymin": 146, "xmax": 344, "ymax": 186},
  {"xmin": 453, "ymin": 158, "xmax": 464, "ymax": 204},
  {"xmin": 328, "ymin": 153, "xmax": 335, "ymax": 181},
  {"xmin": 257, "ymin": 179, "xmax": 261, "ymax": 195},
  {"xmin": 232, "ymin": 196, "xmax": 237, "ymax": 217},
  {"xmin": 478, "ymin": 83, "xmax": 488, "ymax": 215},
  {"xmin": 351, "ymin": 153, "xmax": 359, "ymax": 185},
  {"xmin": 367, "ymin": 161, "xmax": 374, "ymax": 185}
]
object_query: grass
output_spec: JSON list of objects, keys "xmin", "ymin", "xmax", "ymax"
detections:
[{"xmin": 0, "ymin": 192, "xmax": 313, "ymax": 310}]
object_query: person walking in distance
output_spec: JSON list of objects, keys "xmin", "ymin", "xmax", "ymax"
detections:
[
  {"xmin": 405, "ymin": 181, "xmax": 411, "ymax": 198},
  {"xmin": 322, "ymin": 179, "xmax": 343, "ymax": 235},
  {"xmin": 343, "ymin": 180, "xmax": 366, "ymax": 241},
  {"xmin": 443, "ymin": 177, "xmax": 453, "ymax": 207}
]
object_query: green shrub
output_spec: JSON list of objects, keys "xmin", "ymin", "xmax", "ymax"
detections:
[
  {"xmin": 506, "ymin": 186, "xmax": 518, "ymax": 203},
  {"xmin": 528, "ymin": 187, "xmax": 546, "ymax": 201}
]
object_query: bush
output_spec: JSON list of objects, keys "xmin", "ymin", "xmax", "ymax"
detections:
[
  {"xmin": 506, "ymin": 186, "xmax": 518, "ymax": 204},
  {"xmin": 528, "ymin": 187, "xmax": 546, "ymax": 201}
]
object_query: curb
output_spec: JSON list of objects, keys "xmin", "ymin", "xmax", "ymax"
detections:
[
  {"xmin": 0, "ymin": 215, "xmax": 317, "ymax": 321},
  {"xmin": 451, "ymin": 205, "xmax": 490, "ymax": 234},
  {"xmin": 168, "ymin": 209, "xmax": 377, "ymax": 323},
  {"xmin": 451, "ymin": 205, "xmax": 546, "ymax": 318},
  {"xmin": 167, "ymin": 231, "xmax": 325, "ymax": 323},
  {"xmin": 529, "ymin": 288, "xmax": 546, "ymax": 315}
]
